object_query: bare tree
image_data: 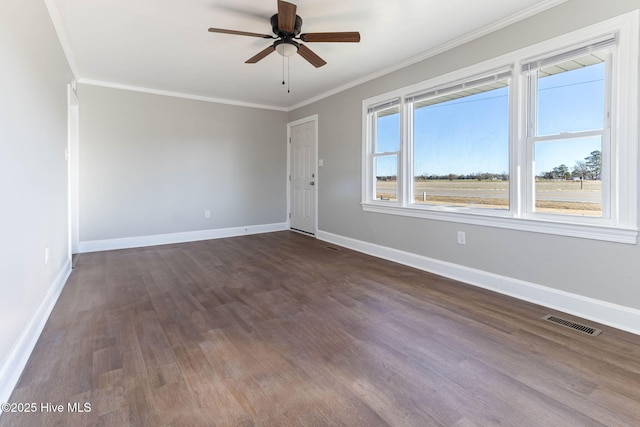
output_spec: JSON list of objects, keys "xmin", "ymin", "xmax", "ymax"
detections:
[{"xmin": 573, "ymin": 160, "xmax": 588, "ymax": 179}]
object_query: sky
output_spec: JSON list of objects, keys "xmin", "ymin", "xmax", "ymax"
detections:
[{"xmin": 375, "ymin": 60, "xmax": 605, "ymax": 177}]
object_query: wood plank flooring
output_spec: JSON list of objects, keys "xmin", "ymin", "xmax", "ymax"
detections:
[{"xmin": 2, "ymin": 231, "xmax": 640, "ymax": 426}]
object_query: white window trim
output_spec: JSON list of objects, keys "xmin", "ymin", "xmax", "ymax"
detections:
[
  {"xmin": 521, "ymin": 32, "xmax": 617, "ymax": 227},
  {"xmin": 361, "ymin": 11, "xmax": 639, "ymax": 244}
]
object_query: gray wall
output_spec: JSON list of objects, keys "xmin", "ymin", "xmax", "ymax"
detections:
[
  {"xmin": 0, "ymin": 0, "xmax": 73, "ymax": 381},
  {"xmin": 289, "ymin": 0, "xmax": 640, "ymax": 310},
  {"xmin": 78, "ymin": 85, "xmax": 288, "ymax": 242}
]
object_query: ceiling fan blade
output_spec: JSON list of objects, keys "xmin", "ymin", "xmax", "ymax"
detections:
[
  {"xmin": 277, "ymin": 0, "xmax": 297, "ymax": 33},
  {"xmin": 300, "ymin": 32, "xmax": 361, "ymax": 43},
  {"xmin": 297, "ymin": 44, "xmax": 327, "ymax": 68},
  {"xmin": 208, "ymin": 28, "xmax": 273, "ymax": 39},
  {"xmin": 245, "ymin": 45, "xmax": 276, "ymax": 63}
]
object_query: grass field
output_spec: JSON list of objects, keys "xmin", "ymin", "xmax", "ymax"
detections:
[{"xmin": 375, "ymin": 179, "xmax": 602, "ymax": 216}]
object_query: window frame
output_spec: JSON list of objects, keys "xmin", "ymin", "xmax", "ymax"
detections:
[
  {"xmin": 361, "ymin": 12, "xmax": 638, "ymax": 244},
  {"xmin": 367, "ymin": 99, "xmax": 402, "ymax": 203},
  {"xmin": 406, "ymin": 67, "xmax": 513, "ymax": 212},
  {"xmin": 522, "ymin": 38, "xmax": 614, "ymax": 224}
]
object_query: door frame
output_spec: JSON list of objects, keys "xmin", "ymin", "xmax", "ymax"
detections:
[
  {"xmin": 287, "ymin": 114, "xmax": 318, "ymax": 235},
  {"xmin": 67, "ymin": 84, "xmax": 80, "ymax": 259}
]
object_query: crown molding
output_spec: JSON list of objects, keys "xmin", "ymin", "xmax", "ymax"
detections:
[
  {"xmin": 77, "ymin": 78, "xmax": 289, "ymax": 112},
  {"xmin": 287, "ymin": 0, "xmax": 568, "ymax": 111},
  {"xmin": 44, "ymin": 0, "xmax": 79, "ymax": 78},
  {"xmin": 45, "ymin": 0, "xmax": 567, "ymax": 112}
]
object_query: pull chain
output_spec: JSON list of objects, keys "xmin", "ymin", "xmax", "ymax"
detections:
[
  {"xmin": 281, "ymin": 55, "xmax": 291, "ymax": 94},
  {"xmin": 287, "ymin": 57, "xmax": 290, "ymax": 93}
]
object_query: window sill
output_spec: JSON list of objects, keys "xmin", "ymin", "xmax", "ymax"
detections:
[{"xmin": 361, "ymin": 202, "xmax": 638, "ymax": 244}]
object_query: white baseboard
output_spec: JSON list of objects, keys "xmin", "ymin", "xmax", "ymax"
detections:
[
  {"xmin": 0, "ymin": 260, "xmax": 72, "ymax": 405},
  {"xmin": 317, "ymin": 230, "xmax": 640, "ymax": 336},
  {"xmin": 79, "ymin": 222, "xmax": 289, "ymax": 253}
]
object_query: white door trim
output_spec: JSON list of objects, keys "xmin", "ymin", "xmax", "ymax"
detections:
[
  {"xmin": 287, "ymin": 114, "xmax": 318, "ymax": 235},
  {"xmin": 67, "ymin": 84, "xmax": 80, "ymax": 258}
]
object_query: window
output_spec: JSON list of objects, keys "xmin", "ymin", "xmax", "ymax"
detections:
[
  {"xmin": 368, "ymin": 100, "xmax": 401, "ymax": 202},
  {"xmin": 362, "ymin": 13, "xmax": 638, "ymax": 243},
  {"xmin": 408, "ymin": 70, "xmax": 511, "ymax": 210},
  {"xmin": 523, "ymin": 37, "xmax": 613, "ymax": 219}
]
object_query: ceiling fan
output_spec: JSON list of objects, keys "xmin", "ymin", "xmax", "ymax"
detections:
[{"xmin": 208, "ymin": 0, "xmax": 361, "ymax": 68}]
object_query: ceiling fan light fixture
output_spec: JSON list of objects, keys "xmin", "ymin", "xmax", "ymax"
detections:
[
  {"xmin": 275, "ymin": 39, "xmax": 298, "ymax": 57},
  {"xmin": 209, "ymin": 1, "xmax": 360, "ymax": 69}
]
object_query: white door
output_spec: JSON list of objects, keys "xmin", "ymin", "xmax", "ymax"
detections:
[{"xmin": 289, "ymin": 119, "xmax": 317, "ymax": 235}]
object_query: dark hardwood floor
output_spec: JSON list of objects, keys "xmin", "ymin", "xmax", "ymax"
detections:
[{"xmin": 2, "ymin": 231, "xmax": 640, "ymax": 426}]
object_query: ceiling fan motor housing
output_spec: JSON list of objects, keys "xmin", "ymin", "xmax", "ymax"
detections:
[{"xmin": 271, "ymin": 14, "xmax": 302, "ymax": 37}]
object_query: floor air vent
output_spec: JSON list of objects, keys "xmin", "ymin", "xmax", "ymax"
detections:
[
  {"xmin": 543, "ymin": 315, "xmax": 602, "ymax": 336},
  {"xmin": 326, "ymin": 246, "xmax": 339, "ymax": 251}
]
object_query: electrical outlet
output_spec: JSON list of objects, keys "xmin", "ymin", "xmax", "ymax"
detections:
[
  {"xmin": 457, "ymin": 231, "xmax": 466, "ymax": 245},
  {"xmin": 204, "ymin": 210, "xmax": 211, "ymax": 218}
]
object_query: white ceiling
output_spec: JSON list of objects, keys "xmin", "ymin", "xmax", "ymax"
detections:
[{"xmin": 51, "ymin": 0, "xmax": 564, "ymax": 110}]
